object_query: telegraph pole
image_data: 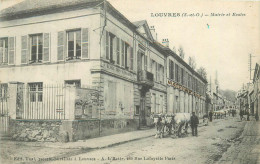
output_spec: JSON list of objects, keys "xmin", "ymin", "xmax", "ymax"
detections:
[{"xmin": 248, "ymin": 54, "xmax": 255, "ymax": 81}]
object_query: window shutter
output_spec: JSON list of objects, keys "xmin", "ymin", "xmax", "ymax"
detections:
[
  {"xmin": 116, "ymin": 37, "xmax": 120, "ymax": 65},
  {"xmin": 21, "ymin": 35, "xmax": 28, "ymax": 64},
  {"xmin": 130, "ymin": 47, "xmax": 133, "ymax": 70},
  {"xmin": 3, "ymin": 40, "xmax": 8, "ymax": 63},
  {"xmin": 57, "ymin": 31, "xmax": 64, "ymax": 61},
  {"xmin": 121, "ymin": 40, "xmax": 124, "ymax": 67},
  {"xmin": 8, "ymin": 37, "xmax": 15, "ymax": 65},
  {"xmin": 43, "ymin": 33, "xmax": 50, "ymax": 62},
  {"xmin": 81, "ymin": 28, "xmax": 89, "ymax": 59},
  {"xmin": 105, "ymin": 31, "xmax": 109, "ymax": 60}
]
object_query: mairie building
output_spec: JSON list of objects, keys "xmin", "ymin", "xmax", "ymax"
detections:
[{"xmin": 0, "ymin": 0, "xmax": 207, "ymax": 141}]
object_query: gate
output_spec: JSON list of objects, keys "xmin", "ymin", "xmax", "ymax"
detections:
[{"xmin": 0, "ymin": 84, "xmax": 9, "ymax": 134}]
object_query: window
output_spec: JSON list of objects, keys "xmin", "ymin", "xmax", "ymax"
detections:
[
  {"xmin": 161, "ymin": 65, "xmax": 164, "ymax": 83},
  {"xmin": 67, "ymin": 30, "xmax": 81, "ymax": 60},
  {"xmin": 30, "ymin": 34, "xmax": 43, "ymax": 63},
  {"xmin": 125, "ymin": 43, "xmax": 129, "ymax": 68},
  {"xmin": 135, "ymin": 105, "xmax": 140, "ymax": 115},
  {"xmin": 0, "ymin": 84, "xmax": 8, "ymax": 98},
  {"xmin": 116, "ymin": 37, "xmax": 120, "ymax": 65},
  {"xmin": 105, "ymin": 31, "xmax": 116, "ymax": 63},
  {"xmin": 0, "ymin": 38, "xmax": 8, "ymax": 64},
  {"xmin": 65, "ymin": 80, "xmax": 81, "ymax": 88},
  {"xmin": 156, "ymin": 63, "xmax": 159, "ymax": 82},
  {"xmin": 144, "ymin": 55, "xmax": 147, "ymax": 71},
  {"xmin": 169, "ymin": 60, "xmax": 174, "ymax": 80},
  {"xmin": 181, "ymin": 68, "xmax": 184, "ymax": 85},
  {"xmin": 28, "ymin": 83, "xmax": 43, "ymax": 102},
  {"xmin": 130, "ymin": 47, "xmax": 133, "ymax": 70},
  {"xmin": 175, "ymin": 64, "xmax": 179, "ymax": 83},
  {"xmin": 121, "ymin": 40, "xmax": 125, "ymax": 67},
  {"xmin": 109, "ymin": 33, "xmax": 115, "ymax": 63}
]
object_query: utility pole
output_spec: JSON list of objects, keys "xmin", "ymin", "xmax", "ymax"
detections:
[{"xmin": 248, "ymin": 54, "xmax": 255, "ymax": 81}]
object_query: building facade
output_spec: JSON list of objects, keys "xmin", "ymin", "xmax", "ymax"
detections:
[{"xmin": 0, "ymin": 0, "xmax": 207, "ymax": 141}]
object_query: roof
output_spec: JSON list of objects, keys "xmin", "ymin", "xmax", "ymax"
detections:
[
  {"xmin": 133, "ymin": 20, "xmax": 154, "ymax": 41},
  {"xmin": 154, "ymin": 42, "xmax": 208, "ymax": 84},
  {"xmin": 0, "ymin": 0, "xmax": 103, "ymax": 20},
  {"xmin": 133, "ymin": 20, "xmax": 146, "ymax": 27}
]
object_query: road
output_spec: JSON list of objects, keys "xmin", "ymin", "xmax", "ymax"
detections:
[
  {"xmin": 47, "ymin": 116, "xmax": 260, "ymax": 164},
  {"xmin": 1, "ymin": 116, "xmax": 259, "ymax": 164}
]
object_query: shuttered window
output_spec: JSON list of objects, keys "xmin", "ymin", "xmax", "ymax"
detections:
[
  {"xmin": 21, "ymin": 35, "xmax": 28, "ymax": 64},
  {"xmin": 67, "ymin": 30, "xmax": 81, "ymax": 60},
  {"xmin": 29, "ymin": 34, "xmax": 43, "ymax": 63},
  {"xmin": 0, "ymin": 38, "xmax": 8, "ymax": 65}
]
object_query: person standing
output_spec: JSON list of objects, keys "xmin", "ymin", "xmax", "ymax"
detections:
[
  {"xmin": 209, "ymin": 110, "xmax": 213, "ymax": 122},
  {"xmin": 240, "ymin": 110, "xmax": 244, "ymax": 121},
  {"xmin": 190, "ymin": 112, "xmax": 199, "ymax": 136}
]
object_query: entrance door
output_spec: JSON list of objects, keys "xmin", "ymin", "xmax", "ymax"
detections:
[{"xmin": 140, "ymin": 97, "xmax": 146, "ymax": 126}]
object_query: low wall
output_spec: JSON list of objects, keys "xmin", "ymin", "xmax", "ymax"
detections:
[
  {"xmin": 71, "ymin": 119, "xmax": 139, "ymax": 141},
  {"xmin": 9, "ymin": 118, "xmax": 140, "ymax": 142},
  {"xmin": 9, "ymin": 120, "xmax": 62, "ymax": 142}
]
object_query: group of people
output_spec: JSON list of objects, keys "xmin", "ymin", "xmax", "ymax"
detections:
[{"xmin": 239, "ymin": 109, "xmax": 250, "ymax": 121}]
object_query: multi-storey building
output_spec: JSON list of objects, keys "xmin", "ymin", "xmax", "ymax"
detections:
[{"xmin": 0, "ymin": 0, "xmax": 207, "ymax": 141}]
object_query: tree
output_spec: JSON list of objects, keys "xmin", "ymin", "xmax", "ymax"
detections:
[
  {"xmin": 197, "ymin": 67, "xmax": 207, "ymax": 80},
  {"xmin": 219, "ymin": 89, "xmax": 237, "ymax": 102},
  {"xmin": 188, "ymin": 56, "xmax": 196, "ymax": 70},
  {"xmin": 178, "ymin": 46, "xmax": 185, "ymax": 59}
]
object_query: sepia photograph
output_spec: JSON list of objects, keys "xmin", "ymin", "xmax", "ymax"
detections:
[{"xmin": 0, "ymin": 0, "xmax": 259, "ymax": 163}]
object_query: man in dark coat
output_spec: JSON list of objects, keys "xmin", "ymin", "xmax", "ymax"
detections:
[
  {"xmin": 240, "ymin": 110, "xmax": 244, "ymax": 121},
  {"xmin": 209, "ymin": 111, "xmax": 213, "ymax": 122},
  {"xmin": 190, "ymin": 112, "xmax": 199, "ymax": 136}
]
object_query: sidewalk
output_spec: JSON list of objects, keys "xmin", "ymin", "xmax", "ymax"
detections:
[
  {"xmin": 40, "ymin": 128, "xmax": 156, "ymax": 150},
  {"xmin": 40, "ymin": 118, "xmax": 206, "ymax": 150}
]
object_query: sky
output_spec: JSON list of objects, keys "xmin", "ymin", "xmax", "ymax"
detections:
[
  {"xmin": 107, "ymin": 0, "xmax": 260, "ymax": 91},
  {"xmin": 1, "ymin": 0, "xmax": 260, "ymax": 91}
]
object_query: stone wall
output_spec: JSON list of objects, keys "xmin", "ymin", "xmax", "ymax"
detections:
[
  {"xmin": 71, "ymin": 118, "xmax": 139, "ymax": 141},
  {"xmin": 9, "ymin": 120, "xmax": 62, "ymax": 142},
  {"xmin": 9, "ymin": 118, "xmax": 140, "ymax": 142}
]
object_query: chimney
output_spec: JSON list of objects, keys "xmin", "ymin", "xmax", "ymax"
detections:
[
  {"xmin": 162, "ymin": 38, "xmax": 169, "ymax": 48},
  {"xmin": 150, "ymin": 26, "xmax": 157, "ymax": 41}
]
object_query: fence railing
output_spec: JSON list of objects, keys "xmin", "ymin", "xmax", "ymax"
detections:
[{"xmin": 17, "ymin": 84, "xmax": 66, "ymax": 120}]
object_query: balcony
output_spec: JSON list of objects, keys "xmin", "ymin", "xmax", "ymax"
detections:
[{"xmin": 138, "ymin": 70, "xmax": 154, "ymax": 87}]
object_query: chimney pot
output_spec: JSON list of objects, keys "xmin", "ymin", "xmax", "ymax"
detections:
[{"xmin": 162, "ymin": 38, "xmax": 169, "ymax": 48}]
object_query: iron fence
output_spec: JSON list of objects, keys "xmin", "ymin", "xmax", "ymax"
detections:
[{"xmin": 17, "ymin": 84, "xmax": 66, "ymax": 120}]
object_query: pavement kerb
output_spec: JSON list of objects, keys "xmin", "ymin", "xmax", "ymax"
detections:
[{"xmin": 96, "ymin": 134, "xmax": 155, "ymax": 149}]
